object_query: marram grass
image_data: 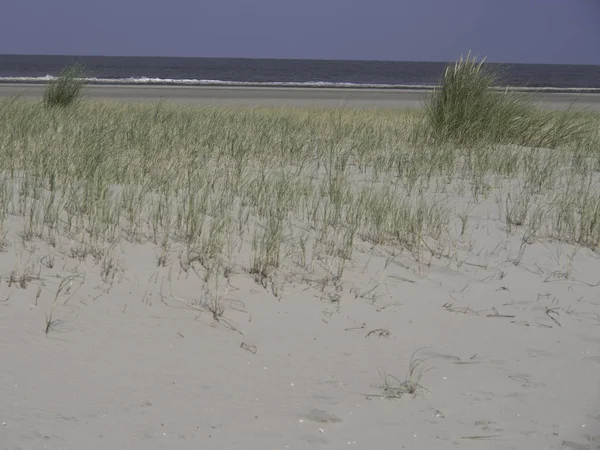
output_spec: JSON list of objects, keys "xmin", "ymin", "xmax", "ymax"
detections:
[
  {"xmin": 421, "ymin": 52, "xmax": 592, "ymax": 148},
  {"xmin": 43, "ymin": 62, "xmax": 86, "ymax": 108},
  {"xmin": 0, "ymin": 81, "xmax": 599, "ymax": 295}
]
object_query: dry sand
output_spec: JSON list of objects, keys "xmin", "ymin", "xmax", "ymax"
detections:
[{"xmin": 1, "ymin": 184, "xmax": 599, "ymax": 450}]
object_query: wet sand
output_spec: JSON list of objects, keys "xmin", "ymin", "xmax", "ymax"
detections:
[{"xmin": 1, "ymin": 83, "xmax": 600, "ymax": 110}]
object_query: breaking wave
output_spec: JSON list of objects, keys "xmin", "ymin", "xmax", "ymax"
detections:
[{"xmin": 1, "ymin": 75, "xmax": 600, "ymax": 92}]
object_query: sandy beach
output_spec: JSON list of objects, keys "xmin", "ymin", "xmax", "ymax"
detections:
[
  {"xmin": 0, "ymin": 91, "xmax": 599, "ymax": 450},
  {"xmin": 1, "ymin": 83, "xmax": 600, "ymax": 110},
  {"xmin": 3, "ymin": 227, "xmax": 600, "ymax": 450}
]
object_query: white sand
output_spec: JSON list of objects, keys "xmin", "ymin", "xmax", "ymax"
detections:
[{"xmin": 1, "ymin": 194, "xmax": 600, "ymax": 450}]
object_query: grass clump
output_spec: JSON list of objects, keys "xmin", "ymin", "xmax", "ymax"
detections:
[
  {"xmin": 43, "ymin": 62, "xmax": 86, "ymax": 108},
  {"xmin": 378, "ymin": 349, "xmax": 432, "ymax": 399},
  {"xmin": 422, "ymin": 52, "xmax": 590, "ymax": 148}
]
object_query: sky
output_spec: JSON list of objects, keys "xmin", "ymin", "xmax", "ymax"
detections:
[{"xmin": 1, "ymin": 0, "xmax": 599, "ymax": 64}]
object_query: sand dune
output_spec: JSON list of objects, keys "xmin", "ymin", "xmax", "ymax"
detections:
[
  {"xmin": 1, "ymin": 99, "xmax": 599, "ymax": 449},
  {"xmin": 2, "ymin": 190, "xmax": 599, "ymax": 449}
]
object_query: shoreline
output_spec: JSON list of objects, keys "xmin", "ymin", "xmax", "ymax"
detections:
[{"xmin": 2, "ymin": 78, "xmax": 600, "ymax": 94}]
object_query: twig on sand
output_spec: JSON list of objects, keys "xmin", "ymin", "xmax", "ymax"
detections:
[
  {"xmin": 486, "ymin": 307, "xmax": 516, "ymax": 318},
  {"xmin": 461, "ymin": 435, "xmax": 502, "ymax": 440},
  {"xmin": 344, "ymin": 323, "xmax": 366, "ymax": 332},
  {"xmin": 443, "ymin": 302, "xmax": 477, "ymax": 315},
  {"xmin": 545, "ymin": 307, "xmax": 562, "ymax": 327},
  {"xmin": 365, "ymin": 328, "xmax": 391, "ymax": 338},
  {"xmin": 511, "ymin": 320, "xmax": 553, "ymax": 328}
]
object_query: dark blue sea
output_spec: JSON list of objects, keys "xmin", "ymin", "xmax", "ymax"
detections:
[{"xmin": 1, "ymin": 54, "xmax": 599, "ymax": 90}]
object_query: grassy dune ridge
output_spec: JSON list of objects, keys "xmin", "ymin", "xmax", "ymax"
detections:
[{"xmin": 1, "ymin": 93, "xmax": 599, "ymax": 294}]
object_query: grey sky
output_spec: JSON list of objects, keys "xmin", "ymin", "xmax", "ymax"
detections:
[{"xmin": 1, "ymin": 0, "xmax": 599, "ymax": 64}]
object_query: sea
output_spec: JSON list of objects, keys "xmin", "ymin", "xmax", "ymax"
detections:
[{"xmin": 1, "ymin": 54, "xmax": 599, "ymax": 91}]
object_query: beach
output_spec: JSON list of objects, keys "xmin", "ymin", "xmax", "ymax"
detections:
[
  {"xmin": 0, "ymin": 87, "xmax": 599, "ymax": 450},
  {"xmin": 1, "ymin": 82, "xmax": 600, "ymax": 110}
]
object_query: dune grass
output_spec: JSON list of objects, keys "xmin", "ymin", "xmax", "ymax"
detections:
[
  {"xmin": 420, "ymin": 53, "xmax": 592, "ymax": 148},
  {"xmin": 0, "ymin": 100, "xmax": 448, "ymax": 291},
  {"xmin": 43, "ymin": 62, "xmax": 86, "ymax": 108},
  {"xmin": 0, "ymin": 69, "xmax": 599, "ymax": 301}
]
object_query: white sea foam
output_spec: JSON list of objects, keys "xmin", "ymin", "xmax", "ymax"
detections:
[
  {"xmin": 0, "ymin": 75, "xmax": 429, "ymax": 89},
  {"xmin": 0, "ymin": 75, "xmax": 599, "ymax": 93}
]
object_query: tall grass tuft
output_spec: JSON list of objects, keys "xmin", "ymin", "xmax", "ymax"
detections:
[
  {"xmin": 421, "ymin": 52, "xmax": 590, "ymax": 148},
  {"xmin": 43, "ymin": 62, "xmax": 86, "ymax": 108}
]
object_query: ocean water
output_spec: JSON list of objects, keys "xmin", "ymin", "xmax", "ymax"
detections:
[{"xmin": 1, "ymin": 54, "xmax": 599, "ymax": 90}]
